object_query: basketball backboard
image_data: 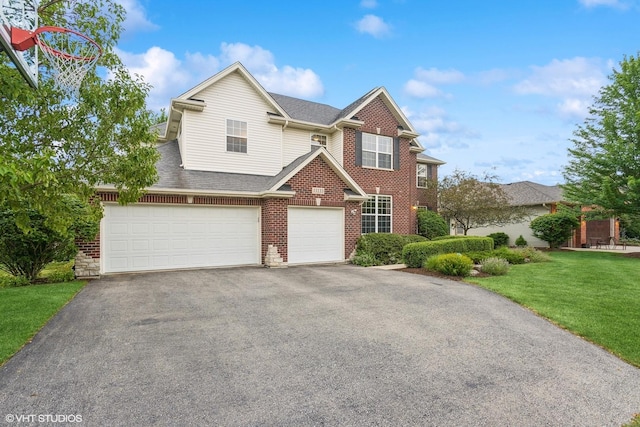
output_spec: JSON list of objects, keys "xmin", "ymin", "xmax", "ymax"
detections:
[{"xmin": 0, "ymin": 0, "xmax": 38, "ymax": 87}]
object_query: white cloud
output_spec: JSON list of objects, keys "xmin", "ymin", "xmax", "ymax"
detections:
[
  {"xmin": 403, "ymin": 106, "xmax": 478, "ymax": 150},
  {"xmin": 360, "ymin": 0, "xmax": 378, "ymax": 8},
  {"xmin": 578, "ymin": 0, "xmax": 631, "ymax": 8},
  {"xmin": 513, "ymin": 57, "xmax": 607, "ymax": 119},
  {"xmin": 403, "ymin": 79, "xmax": 443, "ymax": 98},
  {"xmin": 403, "ymin": 67, "xmax": 464, "ymax": 99},
  {"xmin": 116, "ymin": 0, "xmax": 159, "ymax": 34},
  {"xmin": 117, "ymin": 43, "xmax": 324, "ymax": 110},
  {"xmin": 355, "ymin": 14, "xmax": 391, "ymax": 38},
  {"xmin": 415, "ymin": 67, "xmax": 465, "ymax": 84}
]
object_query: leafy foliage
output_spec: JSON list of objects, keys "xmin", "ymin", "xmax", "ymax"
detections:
[
  {"xmin": 353, "ymin": 234, "xmax": 427, "ymax": 266},
  {"xmin": 416, "ymin": 209, "xmax": 449, "ymax": 239},
  {"xmin": 515, "ymin": 235, "xmax": 528, "ymax": 247},
  {"xmin": 480, "ymin": 257, "xmax": 510, "ymax": 276},
  {"xmin": 425, "ymin": 253, "xmax": 474, "ymax": 277},
  {"xmin": 433, "ymin": 169, "xmax": 529, "ymax": 235},
  {"xmin": 563, "ymin": 53, "xmax": 640, "ymax": 217},
  {"xmin": 0, "ymin": 0, "xmax": 160, "ymax": 233},
  {"xmin": 487, "ymin": 232, "xmax": 509, "ymax": 248},
  {"xmin": 0, "ymin": 199, "xmax": 99, "ymax": 282},
  {"xmin": 530, "ymin": 213, "xmax": 580, "ymax": 249},
  {"xmin": 402, "ymin": 237, "xmax": 493, "ymax": 268}
]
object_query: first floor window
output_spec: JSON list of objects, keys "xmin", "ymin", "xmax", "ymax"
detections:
[
  {"xmin": 362, "ymin": 195, "xmax": 392, "ymax": 233},
  {"xmin": 226, "ymin": 119, "xmax": 247, "ymax": 153}
]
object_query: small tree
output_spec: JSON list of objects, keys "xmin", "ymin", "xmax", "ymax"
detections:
[
  {"xmin": 529, "ymin": 213, "xmax": 579, "ymax": 249},
  {"xmin": 417, "ymin": 209, "xmax": 449, "ymax": 239},
  {"xmin": 0, "ymin": 198, "xmax": 99, "ymax": 282},
  {"xmin": 434, "ymin": 169, "xmax": 529, "ymax": 235}
]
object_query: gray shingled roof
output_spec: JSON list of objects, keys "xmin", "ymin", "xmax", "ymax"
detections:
[
  {"xmin": 417, "ymin": 153, "xmax": 445, "ymax": 165},
  {"xmin": 269, "ymin": 93, "xmax": 342, "ymax": 125},
  {"xmin": 269, "ymin": 88, "xmax": 378, "ymax": 126},
  {"xmin": 501, "ymin": 181, "xmax": 564, "ymax": 206},
  {"xmin": 153, "ymin": 140, "xmax": 320, "ymax": 193}
]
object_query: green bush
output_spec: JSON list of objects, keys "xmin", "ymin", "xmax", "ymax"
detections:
[
  {"xmin": 515, "ymin": 235, "xmax": 528, "ymax": 247},
  {"xmin": 402, "ymin": 237, "xmax": 493, "ymax": 268},
  {"xmin": 0, "ymin": 275, "xmax": 31, "ymax": 288},
  {"xmin": 487, "ymin": 232, "xmax": 509, "ymax": 248},
  {"xmin": 530, "ymin": 213, "xmax": 580, "ymax": 248},
  {"xmin": 480, "ymin": 257, "xmax": 510, "ymax": 275},
  {"xmin": 513, "ymin": 247, "xmax": 551, "ymax": 263},
  {"xmin": 464, "ymin": 250, "xmax": 494, "ymax": 264},
  {"xmin": 491, "ymin": 247, "xmax": 526, "ymax": 264},
  {"xmin": 353, "ymin": 233, "xmax": 427, "ymax": 266},
  {"xmin": 417, "ymin": 210, "xmax": 449, "ymax": 239},
  {"xmin": 425, "ymin": 253, "xmax": 474, "ymax": 277}
]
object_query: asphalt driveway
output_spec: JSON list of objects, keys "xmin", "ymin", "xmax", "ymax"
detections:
[{"xmin": 1, "ymin": 265, "xmax": 639, "ymax": 426}]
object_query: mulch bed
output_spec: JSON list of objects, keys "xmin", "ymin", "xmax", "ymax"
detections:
[
  {"xmin": 622, "ymin": 252, "xmax": 640, "ymax": 259},
  {"xmin": 397, "ymin": 268, "xmax": 491, "ymax": 281}
]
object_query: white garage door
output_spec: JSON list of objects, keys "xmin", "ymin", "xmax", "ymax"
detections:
[
  {"xmin": 288, "ymin": 207, "xmax": 344, "ymax": 264},
  {"xmin": 103, "ymin": 204, "xmax": 260, "ymax": 273}
]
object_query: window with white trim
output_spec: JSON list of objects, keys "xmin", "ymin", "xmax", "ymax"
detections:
[
  {"xmin": 362, "ymin": 133, "xmax": 392, "ymax": 169},
  {"xmin": 361, "ymin": 195, "xmax": 392, "ymax": 234},
  {"xmin": 417, "ymin": 164, "xmax": 433, "ymax": 188},
  {"xmin": 310, "ymin": 133, "xmax": 327, "ymax": 147},
  {"xmin": 226, "ymin": 119, "xmax": 247, "ymax": 153}
]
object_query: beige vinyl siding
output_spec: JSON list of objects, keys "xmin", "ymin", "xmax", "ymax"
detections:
[
  {"xmin": 282, "ymin": 128, "xmax": 313, "ymax": 166},
  {"xmin": 467, "ymin": 205, "xmax": 551, "ymax": 247},
  {"xmin": 327, "ymin": 130, "xmax": 343, "ymax": 165},
  {"xmin": 182, "ymin": 71, "xmax": 282, "ymax": 175}
]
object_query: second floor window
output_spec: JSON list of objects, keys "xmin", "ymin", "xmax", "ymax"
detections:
[
  {"xmin": 362, "ymin": 133, "xmax": 392, "ymax": 169},
  {"xmin": 226, "ymin": 119, "xmax": 247, "ymax": 153},
  {"xmin": 417, "ymin": 164, "xmax": 433, "ymax": 187},
  {"xmin": 311, "ymin": 134, "xmax": 327, "ymax": 147}
]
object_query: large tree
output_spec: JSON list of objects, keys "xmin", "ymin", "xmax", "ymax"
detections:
[
  {"xmin": 0, "ymin": 0, "xmax": 159, "ymax": 232},
  {"xmin": 434, "ymin": 169, "xmax": 529, "ymax": 235},
  {"xmin": 563, "ymin": 53, "xmax": 640, "ymax": 216}
]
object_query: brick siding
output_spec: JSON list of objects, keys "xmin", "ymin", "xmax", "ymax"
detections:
[{"xmin": 344, "ymin": 96, "xmax": 418, "ymax": 234}]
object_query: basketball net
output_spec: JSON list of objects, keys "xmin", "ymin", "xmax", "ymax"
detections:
[{"xmin": 35, "ymin": 26, "xmax": 101, "ymax": 96}]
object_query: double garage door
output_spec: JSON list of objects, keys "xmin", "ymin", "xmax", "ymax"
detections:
[
  {"xmin": 103, "ymin": 204, "xmax": 345, "ymax": 273},
  {"xmin": 103, "ymin": 204, "xmax": 260, "ymax": 273}
]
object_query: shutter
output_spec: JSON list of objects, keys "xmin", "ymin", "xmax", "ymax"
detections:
[
  {"xmin": 393, "ymin": 137, "xmax": 400, "ymax": 170},
  {"xmin": 355, "ymin": 131, "xmax": 362, "ymax": 166}
]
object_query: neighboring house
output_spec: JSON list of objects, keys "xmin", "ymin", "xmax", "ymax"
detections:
[
  {"xmin": 466, "ymin": 180, "xmax": 619, "ymax": 248},
  {"xmin": 75, "ymin": 62, "xmax": 444, "ymax": 276}
]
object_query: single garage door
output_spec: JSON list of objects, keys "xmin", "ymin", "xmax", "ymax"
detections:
[
  {"xmin": 288, "ymin": 207, "xmax": 344, "ymax": 264},
  {"xmin": 103, "ymin": 204, "xmax": 260, "ymax": 273}
]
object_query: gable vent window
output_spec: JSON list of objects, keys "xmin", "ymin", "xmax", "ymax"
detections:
[
  {"xmin": 311, "ymin": 133, "xmax": 327, "ymax": 147},
  {"xmin": 226, "ymin": 119, "xmax": 247, "ymax": 153}
]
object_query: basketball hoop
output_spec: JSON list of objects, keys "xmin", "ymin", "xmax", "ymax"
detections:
[{"xmin": 11, "ymin": 25, "xmax": 102, "ymax": 95}]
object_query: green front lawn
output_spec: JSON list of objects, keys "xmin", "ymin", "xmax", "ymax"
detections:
[
  {"xmin": 469, "ymin": 251, "xmax": 640, "ymax": 367},
  {"xmin": 0, "ymin": 281, "xmax": 87, "ymax": 365}
]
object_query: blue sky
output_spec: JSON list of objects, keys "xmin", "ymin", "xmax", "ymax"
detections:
[{"xmin": 114, "ymin": 0, "xmax": 640, "ymax": 185}]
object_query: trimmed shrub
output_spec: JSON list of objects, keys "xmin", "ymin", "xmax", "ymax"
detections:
[
  {"xmin": 491, "ymin": 247, "xmax": 526, "ymax": 264},
  {"xmin": 425, "ymin": 253, "xmax": 474, "ymax": 277},
  {"xmin": 354, "ymin": 233, "xmax": 427, "ymax": 266},
  {"xmin": 480, "ymin": 257, "xmax": 510, "ymax": 275},
  {"xmin": 515, "ymin": 235, "xmax": 528, "ymax": 247},
  {"xmin": 402, "ymin": 237, "xmax": 493, "ymax": 268},
  {"xmin": 487, "ymin": 232, "xmax": 509, "ymax": 248},
  {"xmin": 530, "ymin": 213, "xmax": 580, "ymax": 248},
  {"xmin": 417, "ymin": 210, "xmax": 449, "ymax": 239}
]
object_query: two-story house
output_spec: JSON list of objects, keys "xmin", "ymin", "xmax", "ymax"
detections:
[{"xmin": 75, "ymin": 62, "xmax": 444, "ymax": 276}]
